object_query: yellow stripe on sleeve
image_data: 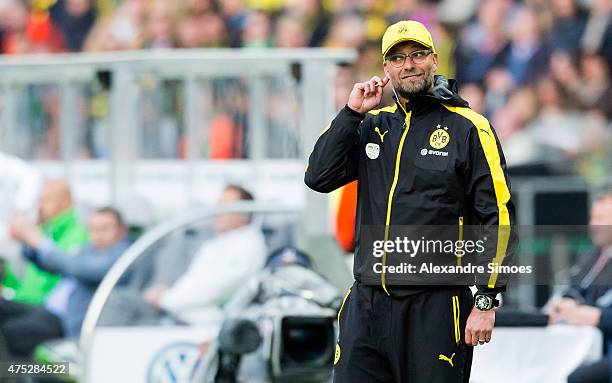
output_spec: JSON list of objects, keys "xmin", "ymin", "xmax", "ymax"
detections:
[{"xmin": 442, "ymin": 105, "xmax": 511, "ymax": 288}]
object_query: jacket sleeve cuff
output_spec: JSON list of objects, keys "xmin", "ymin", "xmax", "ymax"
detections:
[
  {"xmin": 597, "ymin": 307, "xmax": 612, "ymax": 335},
  {"xmin": 562, "ymin": 288, "xmax": 585, "ymax": 304},
  {"xmin": 341, "ymin": 105, "xmax": 366, "ymax": 121},
  {"xmin": 475, "ymin": 285, "xmax": 505, "ymax": 298}
]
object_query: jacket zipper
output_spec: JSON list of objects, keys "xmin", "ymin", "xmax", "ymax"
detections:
[{"xmin": 381, "ymin": 109, "xmax": 412, "ymax": 295}]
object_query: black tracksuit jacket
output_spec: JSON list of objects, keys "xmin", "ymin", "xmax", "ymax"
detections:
[{"xmin": 305, "ymin": 76, "xmax": 516, "ymax": 297}]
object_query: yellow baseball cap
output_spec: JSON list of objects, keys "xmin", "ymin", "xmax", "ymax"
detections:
[{"xmin": 381, "ymin": 20, "xmax": 436, "ymax": 59}]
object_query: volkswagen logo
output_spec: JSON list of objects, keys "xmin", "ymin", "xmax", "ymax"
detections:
[{"xmin": 147, "ymin": 342, "xmax": 202, "ymax": 383}]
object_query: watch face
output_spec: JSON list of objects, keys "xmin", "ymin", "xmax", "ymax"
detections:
[{"xmin": 475, "ymin": 295, "xmax": 493, "ymax": 311}]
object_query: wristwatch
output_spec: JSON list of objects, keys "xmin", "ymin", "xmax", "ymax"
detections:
[{"xmin": 474, "ymin": 294, "xmax": 500, "ymax": 311}]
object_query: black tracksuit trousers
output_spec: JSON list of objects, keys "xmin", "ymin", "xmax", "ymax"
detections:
[{"xmin": 333, "ymin": 281, "xmax": 474, "ymax": 383}]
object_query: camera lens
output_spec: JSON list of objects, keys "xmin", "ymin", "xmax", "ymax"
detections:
[{"xmin": 280, "ymin": 317, "xmax": 334, "ymax": 368}]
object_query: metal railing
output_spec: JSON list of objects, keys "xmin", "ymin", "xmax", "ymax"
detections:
[
  {"xmin": 0, "ymin": 49, "xmax": 357, "ymax": 231},
  {"xmin": 79, "ymin": 201, "xmax": 301, "ymax": 381}
]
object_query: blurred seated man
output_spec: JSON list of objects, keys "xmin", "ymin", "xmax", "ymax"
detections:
[
  {"xmin": 0, "ymin": 151, "xmax": 42, "ymax": 277},
  {"xmin": 2, "ymin": 180, "xmax": 89, "ymax": 305},
  {"xmin": 0, "ymin": 207, "xmax": 130, "ymax": 358},
  {"xmin": 101, "ymin": 184, "xmax": 267, "ymax": 325},
  {"xmin": 548, "ymin": 192, "xmax": 612, "ymax": 383}
]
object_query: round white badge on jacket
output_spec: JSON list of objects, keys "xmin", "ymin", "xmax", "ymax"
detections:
[{"xmin": 365, "ymin": 143, "xmax": 380, "ymax": 159}]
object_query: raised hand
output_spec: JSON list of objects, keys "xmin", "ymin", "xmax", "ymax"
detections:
[{"xmin": 347, "ymin": 75, "xmax": 390, "ymax": 114}]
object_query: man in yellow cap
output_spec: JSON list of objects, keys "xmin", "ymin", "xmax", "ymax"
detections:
[{"xmin": 305, "ymin": 20, "xmax": 516, "ymax": 382}]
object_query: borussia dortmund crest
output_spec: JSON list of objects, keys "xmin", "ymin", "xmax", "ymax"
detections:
[{"xmin": 430, "ymin": 125, "xmax": 450, "ymax": 149}]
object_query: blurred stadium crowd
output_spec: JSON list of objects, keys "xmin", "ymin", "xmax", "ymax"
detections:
[{"xmin": 0, "ymin": 0, "xmax": 610, "ymax": 178}]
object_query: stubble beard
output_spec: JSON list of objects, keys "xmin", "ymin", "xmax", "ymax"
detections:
[{"xmin": 394, "ymin": 68, "xmax": 435, "ymax": 99}]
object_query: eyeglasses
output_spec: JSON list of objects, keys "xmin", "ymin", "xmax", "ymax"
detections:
[{"xmin": 386, "ymin": 50, "xmax": 433, "ymax": 67}]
